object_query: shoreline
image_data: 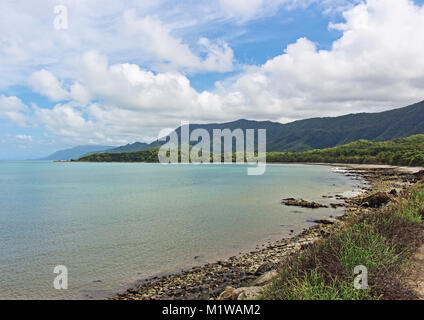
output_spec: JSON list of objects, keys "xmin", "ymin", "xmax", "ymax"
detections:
[{"xmin": 114, "ymin": 164, "xmax": 421, "ymax": 300}]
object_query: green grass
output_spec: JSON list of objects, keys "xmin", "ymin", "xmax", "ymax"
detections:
[
  {"xmin": 263, "ymin": 260, "xmax": 372, "ymax": 300},
  {"xmin": 260, "ymin": 183, "xmax": 424, "ymax": 300},
  {"xmin": 335, "ymin": 223, "xmax": 400, "ymax": 276},
  {"xmin": 396, "ymin": 186, "xmax": 424, "ymax": 223}
]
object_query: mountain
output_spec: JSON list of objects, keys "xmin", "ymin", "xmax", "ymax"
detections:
[
  {"xmin": 138, "ymin": 100, "xmax": 424, "ymax": 152},
  {"xmin": 269, "ymin": 100, "xmax": 424, "ymax": 151},
  {"xmin": 106, "ymin": 142, "xmax": 149, "ymax": 153},
  {"xmin": 40, "ymin": 145, "xmax": 115, "ymax": 160}
]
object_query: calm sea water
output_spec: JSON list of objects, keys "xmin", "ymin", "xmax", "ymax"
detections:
[{"xmin": 0, "ymin": 161, "xmax": 365, "ymax": 299}]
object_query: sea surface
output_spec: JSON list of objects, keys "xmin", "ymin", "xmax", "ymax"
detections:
[{"xmin": 0, "ymin": 161, "xmax": 366, "ymax": 299}]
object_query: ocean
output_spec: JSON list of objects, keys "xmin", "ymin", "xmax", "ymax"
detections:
[{"xmin": 0, "ymin": 161, "xmax": 365, "ymax": 299}]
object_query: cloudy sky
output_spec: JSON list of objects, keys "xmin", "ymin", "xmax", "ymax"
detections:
[{"xmin": 1, "ymin": 0, "xmax": 424, "ymax": 159}]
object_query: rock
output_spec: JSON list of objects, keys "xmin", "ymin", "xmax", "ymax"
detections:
[
  {"xmin": 254, "ymin": 262, "xmax": 275, "ymax": 275},
  {"xmin": 361, "ymin": 192, "xmax": 391, "ymax": 208},
  {"xmin": 236, "ymin": 287, "xmax": 263, "ymax": 300},
  {"xmin": 253, "ymin": 270, "xmax": 278, "ymax": 286},
  {"xmin": 218, "ymin": 286, "xmax": 263, "ymax": 300},
  {"xmin": 217, "ymin": 286, "xmax": 236, "ymax": 300},
  {"xmin": 313, "ymin": 217, "xmax": 337, "ymax": 225},
  {"xmin": 281, "ymin": 199, "xmax": 328, "ymax": 209},
  {"xmin": 413, "ymin": 170, "xmax": 424, "ymax": 180},
  {"xmin": 330, "ymin": 203, "xmax": 345, "ymax": 209}
]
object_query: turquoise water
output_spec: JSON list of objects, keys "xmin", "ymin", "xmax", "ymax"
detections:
[{"xmin": 0, "ymin": 161, "xmax": 365, "ymax": 299}]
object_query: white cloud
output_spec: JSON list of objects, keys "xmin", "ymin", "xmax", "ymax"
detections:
[
  {"xmin": 31, "ymin": 52, "xmax": 227, "ymax": 144},
  {"xmin": 122, "ymin": 12, "xmax": 234, "ymax": 72},
  {"xmin": 219, "ymin": 0, "xmax": 267, "ymax": 20},
  {"xmin": 29, "ymin": 69, "xmax": 91, "ymax": 105},
  {"xmin": 0, "ymin": 1, "xmax": 243, "ymax": 88},
  {"xmin": 205, "ymin": 0, "xmax": 424, "ymax": 123},
  {"xmin": 217, "ymin": 0, "xmax": 342, "ymax": 21},
  {"xmin": 16, "ymin": 134, "xmax": 33, "ymax": 142},
  {"xmin": 0, "ymin": 0, "xmax": 325, "ymax": 89},
  {"xmin": 0, "ymin": 95, "xmax": 29, "ymax": 126},
  {"xmin": 33, "ymin": 103, "xmax": 93, "ymax": 138},
  {"xmin": 5, "ymin": 0, "xmax": 424, "ymax": 147},
  {"xmin": 29, "ymin": 69, "xmax": 69, "ymax": 101}
]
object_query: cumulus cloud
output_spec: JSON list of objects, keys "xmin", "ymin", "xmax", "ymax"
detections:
[
  {"xmin": 0, "ymin": 95, "xmax": 29, "ymax": 126},
  {"xmin": 31, "ymin": 52, "xmax": 227, "ymax": 144},
  {"xmin": 29, "ymin": 70, "xmax": 69, "ymax": 101},
  {"xmin": 239, "ymin": 0, "xmax": 424, "ymax": 118},
  {"xmin": 4, "ymin": 0, "xmax": 424, "ymax": 147},
  {"xmin": 0, "ymin": 1, "xmax": 242, "ymax": 88},
  {"xmin": 33, "ymin": 103, "xmax": 94, "ymax": 138},
  {"xmin": 29, "ymin": 69, "xmax": 91, "ymax": 105}
]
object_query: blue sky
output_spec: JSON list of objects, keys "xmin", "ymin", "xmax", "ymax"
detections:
[{"xmin": 1, "ymin": 0, "xmax": 424, "ymax": 159}]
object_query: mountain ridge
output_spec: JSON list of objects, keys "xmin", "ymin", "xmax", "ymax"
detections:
[
  {"xmin": 46, "ymin": 100, "xmax": 424, "ymax": 157},
  {"xmin": 39, "ymin": 145, "xmax": 116, "ymax": 160},
  {"xmin": 117, "ymin": 100, "xmax": 424, "ymax": 153}
]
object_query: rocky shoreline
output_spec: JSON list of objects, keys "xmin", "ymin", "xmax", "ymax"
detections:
[{"xmin": 114, "ymin": 165, "xmax": 422, "ymax": 300}]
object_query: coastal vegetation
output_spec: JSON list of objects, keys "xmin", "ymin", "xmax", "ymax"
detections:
[
  {"xmin": 260, "ymin": 182, "xmax": 424, "ymax": 300},
  {"xmin": 267, "ymin": 134, "xmax": 424, "ymax": 166},
  {"xmin": 76, "ymin": 134, "xmax": 424, "ymax": 167}
]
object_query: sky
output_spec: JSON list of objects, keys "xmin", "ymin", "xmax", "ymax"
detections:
[{"xmin": 1, "ymin": 0, "xmax": 424, "ymax": 159}]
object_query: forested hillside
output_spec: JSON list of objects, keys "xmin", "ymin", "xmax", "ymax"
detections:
[{"xmin": 77, "ymin": 134, "xmax": 424, "ymax": 167}]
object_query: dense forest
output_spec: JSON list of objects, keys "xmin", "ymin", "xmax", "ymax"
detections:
[
  {"xmin": 76, "ymin": 134, "xmax": 424, "ymax": 167},
  {"xmin": 267, "ymin": 134, "xmax": 424, "ymax": 166}
]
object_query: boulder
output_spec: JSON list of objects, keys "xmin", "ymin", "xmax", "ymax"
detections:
[
  {"xmin": 237, "ymin": 287, "xmax": 263, "ymax": 300},
  {"xmin": 218, "ymin": 286, "xmax": 263, "ymax": 300},
  {"xmin": 361, "ymin": 192, "xmax": 391, "ymax": 208},
  {"xmin": 313, "ymin": 217, "xmax": 337, "ymax": 225},
  {"xmin": 413, "ymin": 170, "xmax": 424, "ymax": 180},
  {"xmin": 217, "ymin": 286, "xmax": 237, "ymax": 300},
  {"xmin": 330, "ymin": 203, "xmax": 345, "ymax": 209},
  {"xmin": 254, "ymin": 262, "xmax": 275, "ymax": 276},
  {"xmin": 281, "ymin": 199, "xmax": 328, "ymax": 209},
  {"xmin": 253, "ymin": 270, "xmax": 279, "ymax": 286}
]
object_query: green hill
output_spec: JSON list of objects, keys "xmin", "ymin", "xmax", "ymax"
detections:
[
  {"xmin": 76, "ymin": 134, "xmax": 424, "ymax": 167},
  {"xmin": 268, "ymin": 134, "xmax": 424, "ymax": 166}
]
